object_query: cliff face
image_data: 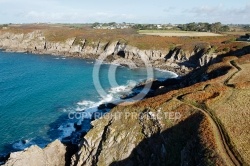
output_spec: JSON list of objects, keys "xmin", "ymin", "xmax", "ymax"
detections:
[
  {"xmin": 2, "ymin": 30, "xmax": 250, "ymax": 166},
  {"xmin": 69, "ymin": 47, "xmax": 250, "ymax": 166},
  {"xmin": 5, "ymin": 48, "xmax": 247, "ymax": 166},
  {"xmin": 0, "ymin": 31, "xmax": 218, "ymax": 74}
]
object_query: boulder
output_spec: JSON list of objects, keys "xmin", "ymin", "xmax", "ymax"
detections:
[{"xmin": 4, "ymin": 140, "xmax": 66, "ymax": 166}]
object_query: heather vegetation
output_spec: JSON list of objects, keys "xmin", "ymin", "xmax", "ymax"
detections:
[
  {"xmin": 1, "ymin": 24, "xmax": 248, "ymax": 51},
  {"xmin": 1, "ymin": 23, "xmax": 250, "ymax": 165},
  {"xmin": 73, "ymin": 46, "xmax": 250, "ymax": 165}
]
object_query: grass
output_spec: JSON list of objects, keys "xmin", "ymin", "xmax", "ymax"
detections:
[
  {"xmin": 88, "ymin": 96, "xmax": 223, "ymax": 165},
  {"xmin": 1, "ymin": 23, "xmax": 249, "ymax": 165},
  {"xmin": 223, "ymin": 31, "xmax": 250, "ymax": 35},
  {"xmin": 213, "ymin": 89, "xmax": 250, "ymax": 164},
  {"xmin": 139, "ymin": 30, "xmax": 223, "ymax": 37},
  {"xmin": 175, "ymin": 53, "xmax": 250, "ymax": 165},
  {"xmin": 0, "ymin": 24, "xmax": 248, "ymax": 51},
  {"xmin": 138, "ymin": 30, "xmax": 190, "ymax": 33},
  {"xmin": 146, "ymin": 52, "xmax": 250, "ymax": 165}
]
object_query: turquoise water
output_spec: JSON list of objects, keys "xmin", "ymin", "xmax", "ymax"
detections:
[{"xmin": 0, "ymin": 51, "xmax": 177, "ymax": 155}]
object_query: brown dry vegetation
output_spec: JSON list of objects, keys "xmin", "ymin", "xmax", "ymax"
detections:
[
  {"xmin": 112, "ymin": 97, "xmax": 225, "ymax": 165},
  {"xmin": 0, "ymin": 24, "xmax": 248, "ymax": 51},
  {"xmin": 223, "ymin": 31, "xmax": 250, "ymax": 35},
  {"xmin": 1, "ymin": 24, "xmax": 250, "ymax": 165},
  {"xmin": 114, "ymin": 46, "xmax": 250, "ymax": 165}
]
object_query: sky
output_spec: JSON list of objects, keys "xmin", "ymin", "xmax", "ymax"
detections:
[{"xmin": 0, "ymin": 0, "xmax": 249, "ymax": 24}]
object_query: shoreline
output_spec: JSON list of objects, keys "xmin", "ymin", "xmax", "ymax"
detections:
[
  {"xmin": 0, "ymin": 47, "xmax": 182, "ymax": 77},
  {"xmin": 1, "ymin": 27, "xmax": 250, "ymax": 166},
  {"xmin": 0, "ymin": 50, "xmax": 180, "ymax": 163},
  {"xmin": 1, "ymin": 48, "xmax": 186, "ymax": 76}
]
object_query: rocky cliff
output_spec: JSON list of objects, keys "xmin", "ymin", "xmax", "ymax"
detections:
[
  {"xmin": 69, "ymin": 46, "xmax": 250, "ymax": 166},
  {"xmin": 3, "ymin": 45, "xmax": 250, "ymax": 166},
  {"xmin": 0, "ymin": 30, "xmax": 218, "ymax": 75},
  {"xmin": 1, "ymin": 30, "xmax": 250, "ymax": 166}
]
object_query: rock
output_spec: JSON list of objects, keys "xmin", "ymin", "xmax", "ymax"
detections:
[
  {"xmin": 74, "ymin": 122, "xmax": 82, "ymax": 131},
  {"xmin": 4, "ymin": 140, "xmax": 66, "ymax": 166},
  {"xmin": 0, "ymin": 30, "xmax": 227, "ymax": 77},
  {"xmin": 97, "ymin": 103, "xmax": 117, "ymax": 110},
  {"xmin": 97, "ymin": 104, "xmax": 106, "ymax": 110},
  {"xmin": 111, "ymin": 58, "xmax": 138, "ymax": 69},
  {"xmin": 106, "ymin": 103, "xmax": 116, "ymax": 109},
  {"xmin": 101, "ymin": 41, "xmax": 119, "ymax": 56},
  {"xmin": 1, "ymin": 29, "xmax": 250, "ymax": 165}
]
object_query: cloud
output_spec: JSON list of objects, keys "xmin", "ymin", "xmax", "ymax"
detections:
[
  {"xmin": 24, "ymin": 11, "xmax": 79, "ymax": 22},
  {"xmin": 189, "ymin": 3, "xmax": 250, "ymax": 16},
  {"xmin": 232, "ymin": 4, "xmax": 250, "ymax": 15},
  {"xmin": 191, "ymin": 6, "xmax": 219, "ymax": 15},
  {"xmin": 86, "ymin": 13, "xmax": 136, "ymax": 23},
  {"xmin": 0, "ymin": 1, "xmax": 249, "ymax": 24},
  {"xmin": 185, "ymin": 4, "xmax": 223, "ymax": 17},
  {"xmin": 20, "ymin": 11, "xmax": 136, "ymax": 23},
  {"xmin": 183, "ymin": 3, "xmax": 250, "ymax": 23},
  {"xmin": 163, "ymin": 6, "xmax": 176, "ymax": 13}
]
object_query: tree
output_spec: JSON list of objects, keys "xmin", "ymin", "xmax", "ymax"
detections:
[
  {"xmin": 132, "ymin": 24, "xmax": 144, "ymax": 30},
  {"xmin": 177, "ymin": 22, "xmax": 229, "ymax": 32},
  {"xmin": 187, "ymin": 22, "xmax": 196, "ymax": 31},
  {"xmin": 210, "ymin": 22, "xmax": 222, "ymax": 32},
  {"xmin": 92, "ymin": 22, "xmax": 100, "ymax": 28},
  {"xmin": 108, "ymin": 22, "xmax": 116, "ymax": 26},
  {"xmin": 220, "ymin": 25, "xmax": 230, "ymax": 32}
]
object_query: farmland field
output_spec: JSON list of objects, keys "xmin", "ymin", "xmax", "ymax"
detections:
[
  {"xmin": 139, "ymin": 30, "xmax": 223, "ymax": 37},
  {"xmin": 1, "ymin": 24, "xmax": 248, "ymax": 51},
  {"xmin": 223, "ymin": 31, "xmax": 250, "ymax": 35}
]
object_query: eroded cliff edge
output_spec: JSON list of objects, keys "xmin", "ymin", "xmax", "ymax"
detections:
[
  {"xmin": 1, "ymin": 29, "xmax": 250, "ymax": 166},
  {"xmin": 4, "ymin": 46, "xmax": 249, "ymax": 166},
  {"xmin": 68, "ymin": 46, "xmax": 250, "ymax": 166},
  {"xmin": 0, "ymin": 30, "xmax": 221, "ymax": 75}
]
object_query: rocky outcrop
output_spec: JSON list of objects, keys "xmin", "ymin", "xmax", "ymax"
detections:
[
  {"xmin": 69, "ymin": 48, "xmax": 250, "ymax": 166},
  {"xmin": 4, "ymin": 140, "xmax": 66, "ymax": 166},
  {"xmin": 1, "ymin": 31, "xmax": 250, "ymax": 165},
  {"xmin": 0, "ymin": 31, "xmax": 219, "ymax": 75}
]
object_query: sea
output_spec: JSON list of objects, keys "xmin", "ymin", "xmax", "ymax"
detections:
[{"xmin": 0, "ymin": 51, "xmax": 177, "ymax": 156}]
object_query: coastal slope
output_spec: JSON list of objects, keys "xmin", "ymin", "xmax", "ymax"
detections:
[
  {"xmin": 1, "ymin": 29, "xmax": 245, "ymax": 75},
  {"xmin": 69, "ymin": 46, "xmax": 250, "ymax": 166},
  {"xmin": 1, "ymin": 27, "xmax": 249, "ymax": 166}
]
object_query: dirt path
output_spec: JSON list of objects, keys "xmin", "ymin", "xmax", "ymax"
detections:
[
  {"xmin": 224, "ymin": 60, "xmax": 242, "ymax": 86},
  {"xmin": 174, "ymin": 97, "xmax": 241, "ymax": 166},
  {"xmin": 172, "ymin": 60, "xmax": 245, "ymax": 165}
]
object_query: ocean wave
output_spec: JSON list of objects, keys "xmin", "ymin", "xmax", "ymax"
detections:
[
  {"xmin": 54, "ymin": 57, "xmax": 67, "ymax": 60},
  {"xmin": 9, "ymin": 80, "xmax": 137, "ymax": 153},
  {"xmin": 154, "ymin": 68, "xmax": 179, "ymax": 78},
  {"xmin": 55, "ymin": 80, "xmax": 139, "ymax": 139},
  {"xmin": 12, "ymin": 74, "xmax": 175, "ymax": 149},
  {"xmin": 58, "ymin": 123, "xmax": 76, "ymax": 139},
  {"xmin": 109, "ymin": 80, "xmax": 136, "ymax": 94},
  {"xmin": 76, "ymin": 94, "xmax": 113, "ymax": 110},
  {"xmin": 77, "ymin": 100, "xmax": 96, "ymax": 108},
  {"xmin": 12, "ymin": 138, "xmax": 34, "ymax": 150}
]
